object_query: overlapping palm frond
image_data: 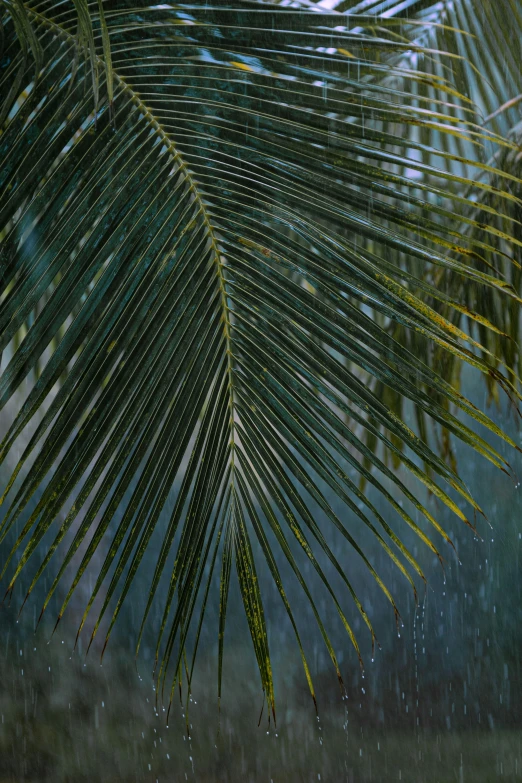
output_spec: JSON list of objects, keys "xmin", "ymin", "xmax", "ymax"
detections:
[
  {"xmin": 1, "ymin": 0, "xmax": 521, "ymax": 719},
  {"xmin": 397, "ymin": 0, "xmax": 522, "ymax": 391},
  {"xmin": 323, "ymin": 0, "xmax": 522, "ymax": 473}
]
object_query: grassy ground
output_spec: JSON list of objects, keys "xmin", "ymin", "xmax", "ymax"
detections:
[{"xmin": 0, "ymin": 634, "xmax": 520, "ymax": 782}]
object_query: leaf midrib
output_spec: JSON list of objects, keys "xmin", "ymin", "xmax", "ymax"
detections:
[{"xmin": 22, "ymin": 3, "xmax": 237, "ymax": 464}]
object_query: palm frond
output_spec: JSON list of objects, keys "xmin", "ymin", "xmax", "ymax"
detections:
[
  {"xmin": 1, "ymin": 0, "xmax": 521, "ymax": 717},
  {"xmin": 329, "ymin": 0, "xmax": 522, "ymax": 468}
]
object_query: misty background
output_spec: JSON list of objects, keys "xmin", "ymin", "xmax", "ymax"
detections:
[{"xmin": 0, "ymin": 365, "xmax": 520, "ymax": 782}]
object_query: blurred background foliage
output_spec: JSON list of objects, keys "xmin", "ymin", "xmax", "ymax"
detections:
[{"xmin": 0, "ymin": 387, "xmax": 521, "ymax": 781}]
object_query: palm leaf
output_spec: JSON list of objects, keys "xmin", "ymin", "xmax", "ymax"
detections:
[{"xmin": 0, "ymin": 0, "xmax": 521, "ymax": 717}]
